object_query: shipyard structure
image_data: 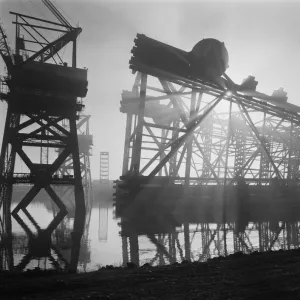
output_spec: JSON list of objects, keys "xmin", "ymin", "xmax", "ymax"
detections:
[{"xmin": 114, "ymin": 34, "xmax": 300, "ymax": 224}]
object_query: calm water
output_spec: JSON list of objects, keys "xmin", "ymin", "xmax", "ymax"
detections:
[{"xmin": 1, "ymin": 194, "xmax": 300, "ymax": 273}]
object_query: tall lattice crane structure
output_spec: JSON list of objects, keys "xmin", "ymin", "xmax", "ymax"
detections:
[{"xmin": 0, "ymin": 1, "xmax": 88, "ymax": 258}]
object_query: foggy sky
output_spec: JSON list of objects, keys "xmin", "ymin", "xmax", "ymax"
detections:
[{"xmin": 0, "ymin": 0, "xmax": 299, "ymax": 180}]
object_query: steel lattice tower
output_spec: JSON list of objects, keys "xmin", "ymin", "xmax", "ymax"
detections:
[
  {"xmin": 100, "ymin": 152, "xmax": 109, "ymax": 184},
  {"xmin": 0, "ymin": 10, "xmax": 88, "ymax": 271}
]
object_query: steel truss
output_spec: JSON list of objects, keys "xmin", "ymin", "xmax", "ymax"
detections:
[
  {"xmin": 54, "ymin": 115, "xmax": 94, "ymax": 218},
  {"xmin": 121, "ymin": 70, "xmax": 300, "ymax": 186}
]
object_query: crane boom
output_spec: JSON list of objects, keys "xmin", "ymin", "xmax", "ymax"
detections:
[
  {"xmin": 42, "ymin": 0, "xmax": 73, "ymax": 30},
  {"xmin": 0, "ymin": 20, "xmax": 14, "ymax": 72}
]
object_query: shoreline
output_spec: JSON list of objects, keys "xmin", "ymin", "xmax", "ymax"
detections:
[{"xmin": 2, "ymin": 248, "xmax": 300, "ymax": 299}]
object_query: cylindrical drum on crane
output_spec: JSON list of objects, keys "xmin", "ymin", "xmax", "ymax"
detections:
[{"xmin": 188, "ymin": 38, "xmax": 229, "ymax": 81}]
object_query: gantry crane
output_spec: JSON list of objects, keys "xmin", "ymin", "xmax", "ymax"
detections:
[{"xmin": 0, "ymin": 1, "xmax": 88, "ymax": 272}]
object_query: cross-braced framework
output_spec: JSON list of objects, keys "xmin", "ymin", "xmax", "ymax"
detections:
[
  {"xmin": 11, "ymin": 207, "xmax": 70, "ymax": 271},
  {"xmin": 118, "ymin": 34, "xmax": 300, "ymax": 193},
  {"xmin": 0, "ymin": 9, "xmax": 87, "ymax": 268},
  {"xmin": 120, "ymin": 221, "xmax": 300, "ymax": 266},
  {"xmin": 54, "ymin": 115, "xmax": 94, "ymax": 218},
  {"xmin": 121, "ymin": 71, "xmax": 300, "ymax": 187},
  {"xmin": 0, "ymin": 193, "xmax": 94, "ymax": 272},
  {"xmin": 53, "ymin": 115, "xmax": 94, "ymax": 270}
]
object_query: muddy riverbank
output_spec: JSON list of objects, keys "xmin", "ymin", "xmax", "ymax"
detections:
[{"xmin": 2, "ymin": 248, "xmax": 300, "ymax": 299}]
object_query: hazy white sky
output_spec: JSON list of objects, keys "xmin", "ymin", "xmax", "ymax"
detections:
[{"xmin": 0, "ymin": 0, "xmax": 299, "ymax": 179}]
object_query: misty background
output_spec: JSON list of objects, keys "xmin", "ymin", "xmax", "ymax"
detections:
[{"xmin": 0, "ymin": 0, "xmax": 299, "ymax": 180}]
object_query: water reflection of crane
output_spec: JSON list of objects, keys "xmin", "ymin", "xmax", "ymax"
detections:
[
  {"xmin": 50, "ymin": 113, "xmax": 94, "ymax": 271},
  {"xmin": 0, "ymin": 189, "xmax": 94, "ymax": 272},
  {"xmin": 11, "ymin": 206, "xmax": 70, "ymax": 271},
  {"xmin": 119, "ymin": 220, "xmax": 300, "ymax": 267}
]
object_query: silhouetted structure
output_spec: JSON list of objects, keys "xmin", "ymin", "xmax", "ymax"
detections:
[
  {"xmin": 120, "ymin": 219, "xmax": 300, "ymax": 267},
  {"xmin": 115, "ymin": 33, "xmax": 300, "ymax": 221},
  {"xmin": 0, "ymin": 2, "xmax": 88, "ymax": 272}
]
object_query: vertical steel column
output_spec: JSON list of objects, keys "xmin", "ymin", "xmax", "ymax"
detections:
[
  {"xmin": 122, "ymin": 236, "xmax": 129, "ymax": 267},
  {"xmin": 286, "ymin": 222, "xmax": 291, "ymax": 250},
  {"xmin": 159, "ymin": 131, "xmax": 165, "ymax": 176},
  {"xmin": 0, "ymin": 108, "xmax": 20, "ymax": 235},
  {"xmin": 258, "ymin": 222, "xmax": 263, "ymax": 252},
  {"xmin": 223, "ymin": 100, "xmax": 232, "ymax": 226},
  {"xmin": 69, "ymin": 117, "xmax": 86, "ymax": 272},
  {"xmin": 184, "ymin": 89, "xmax": 197, "ymax": 186},
  {"xmin": 259, "ymin": 113, "xmax": 271, "ymax": 182},
  {"xmin": 122, "ymin": 113, "xmax": 133, "ymax": 175},
  {"xmin": 184, "ymin": 223, "xmax": 190, "ymax": 260},
  {"xmin": 182, "ymin": 90, "xmax": 196, "ymax": 261},
  {"xmin": 201, "ymin": 120, "xmax": 213, "ymax": 181},
  {"xmin": 129, "ymin": 233, "xmax": 139, "ymax": 266},
  {"xmin": 158, "ymin": 234, "xmax": 164, "ymax": 265},
  {"xmin": 223, "ymin": 223, "xmax": 227, "ymax": 256},
  {"xmin": 223, "ymin": 100, "xmax": 232, "ymax": 186},
  {"xmin": 287, "ymin": 122, "xmax": 299, "ymax": 180},
  {"xmin": 233, "ymin": 116, "xmax": 246, "ymax": 177},
  {"xmin": 131, "ymin": 73, "xmax": 147, "ymax": 175},
  {"xmin": 15, "ymin": 14, "xmax": 20, "ymax": 56},
  {"xmin": 72, "ymin": 38, "xmax": 77, "ymax": 68},
  {"xmin": 70, "ymin": 32, "xmax": 85, "ymax": 264},
  {"xmin": 168, "ymin": 232, "xmax": 176, "ymax": 263},
  {"xmin": 169, "ymin": 120, "xmax": 179, "ymax": 176}
]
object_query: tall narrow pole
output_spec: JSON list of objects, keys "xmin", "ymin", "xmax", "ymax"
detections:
[
  {"xmin": 183, "ymin": 89, "xmax": 196, "ymax": 262},
  {"xmin": 223, "ymin": 99, "xmax": 232, "ymax": 187},
  {"xmin": 72, "ymin": 38, "xmax": 77, "ymax": 68},
  {"xmin": 222, "ymin": 99, "xmax": 232, "ymax": 254},
  {"xmin": 184, "ymin": 88, "xmax": 197, "ymax": 186},
  {"xmin": 287, "ymin": 122, "xmax": 294, "ymax": 180}
]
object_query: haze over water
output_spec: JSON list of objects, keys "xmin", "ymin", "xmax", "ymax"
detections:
[{"xmin": 2, "ymin": 186, "xmax": 300, "ymax": 273}]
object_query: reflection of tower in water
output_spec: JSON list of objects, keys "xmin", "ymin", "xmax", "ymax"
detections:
[
  {"xmin": 52, "ymin": 115, "xmax": 94, "ymax": 271},
  {"xmin": 1, "ymin": 112, "xmax": 95, "ymax": 271},
  {"xmin": 98, "ymin": 152, "xmax": 110, "ymax": 242},
  {"xmin": 119, "ymin": 219, "xmax": 300, "ymax": 267},
  {"xmin": 98, "ymin": 201, "xmax": 108, "ymax": 242}
]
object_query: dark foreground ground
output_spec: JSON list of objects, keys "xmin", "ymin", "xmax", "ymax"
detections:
[{"xmin": 2, "ymin": 249, "xmax": 300, "ymax": 300}]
